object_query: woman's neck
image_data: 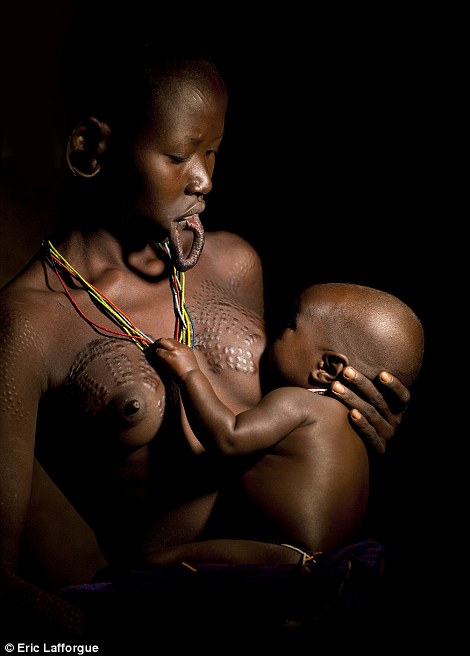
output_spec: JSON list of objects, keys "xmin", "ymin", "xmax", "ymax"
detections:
[{"xmin": 47, "ymin": 229, "xmax": 169, "ymax": 281}]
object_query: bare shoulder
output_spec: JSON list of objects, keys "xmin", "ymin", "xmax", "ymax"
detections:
[
  {"xmin": 0, "ymin": 271, "xmax": 43, "ymax": 331},
  {"xmin": 201, "ymin": 230, "xmax": 264, "ymax": 313},
  {"xmin": 259, "ymin": 388, "xmax": 366, "ymax": 467},
  {"xmin": 311, "ymin": 393, "xmax": 369, "ymax": 458},
  {"xmin": 204, "ymin": 230, "xmax": 259, "ymax": 251},
  {"xmin": 256, "ymin": 387, "xmax": 340, "ymax": 425},
  {"xmin": 0, "ymin": 267, "xmax": 64, "ymax": 372},
  {"xmin": 301, "ymin": 391, "xmax": 356, "ymax": 430},
  {"xmin": 202, "ymin": 230, "xmax": 262, "ymax": 272},
  {"xmin": 265, "ymin": 387, "xmax": 343, "ymax": 410},
  {"xmin": 267, "ymin": 388, "xmax": 358, "ymax": 437}
]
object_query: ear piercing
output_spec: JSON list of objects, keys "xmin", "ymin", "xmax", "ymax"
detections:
[{"xmin": 65, "ymin": 138, "xmax": 101, "ymax": 178}]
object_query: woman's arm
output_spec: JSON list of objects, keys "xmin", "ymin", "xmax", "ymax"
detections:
[{"xmin": 0, "ymin": 309, "xmax": 87, "ymax": 638}]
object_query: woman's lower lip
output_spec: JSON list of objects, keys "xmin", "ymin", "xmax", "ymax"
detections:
[
  {"xmin": 166, "ymin": 213, "xmax": 205, "ymax": 272},
  {"xmin": 176, "ymin": 214, "xmax": 199, "ymax": 231},
  {"xmin": 185, "ymin": 214, "xmax": 200, "ymax": 229}
]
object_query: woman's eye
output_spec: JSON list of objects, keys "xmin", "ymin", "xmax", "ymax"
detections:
[{"xmin": 167, "ymin": 154, "xmax": 188, "ymax": 164}]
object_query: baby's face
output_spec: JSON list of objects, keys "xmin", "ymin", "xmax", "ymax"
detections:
[{"xmin": 267, "ymin": 296, "xmax": 320, "ymax": 389}]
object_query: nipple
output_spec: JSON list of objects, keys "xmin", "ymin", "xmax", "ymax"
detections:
[
  {"xmin": 124, "ymin": 399, "xmax": 141, "ymax": 415},
  {"xmin": 110, "ymin": 391, "xmax": 146, "ymax": 427},
  {"xmin": 107, "ymin": 385, "xmax": 167, "ymax": 448}
]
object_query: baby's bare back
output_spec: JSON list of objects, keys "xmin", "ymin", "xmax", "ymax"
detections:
[{"xmin": 224, "ymin": 398, "xmax": 370, "ymax": 554}]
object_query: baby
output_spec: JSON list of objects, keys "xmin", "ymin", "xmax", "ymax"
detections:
[{"xmin": 146, "ymin": 282, "xmax": 424, "ymax": 565}]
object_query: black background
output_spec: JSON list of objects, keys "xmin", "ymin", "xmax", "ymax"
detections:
[{"xmin": 0, "ymin": 0, "xmax": 452, "ymax": 646}]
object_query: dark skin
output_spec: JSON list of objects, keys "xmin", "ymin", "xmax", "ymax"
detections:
[
  {"xmin": 144, "ymin": 283, "xmax": 423, "ymax": 567},
  {"xmin": 0, "ymin": 61, "xmax": 409, "ymax": 637},
  {"xmin": 148, "ymin": 339, "xmax": 369, "ymax": 565}
]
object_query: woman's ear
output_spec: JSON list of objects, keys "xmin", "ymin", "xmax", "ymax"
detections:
[
  {"xmin": 66, "ymin": 117, "xmax": 112, "ymax": 178},
  {"xmin": 313, "ymin": 351, "xmax": 350, "ymax": 384}
]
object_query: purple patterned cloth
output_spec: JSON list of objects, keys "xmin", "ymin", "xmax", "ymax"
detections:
[{"xmin": 61, "ymin": 540, "xmax": 386, "ymax": 648}]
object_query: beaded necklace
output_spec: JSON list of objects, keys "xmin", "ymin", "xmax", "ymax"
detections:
[
  {"xmin": 154, "ymin": 240, "xmax": 195, "ymax": 348},
  {"xmin": 43, "ymin": 239, "xmax": 195, "ymax": 351}
]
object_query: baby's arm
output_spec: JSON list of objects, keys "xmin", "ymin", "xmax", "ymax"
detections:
[{"xmin": 151, "ymin": 337, "xmax": 308, "ymax": 456}]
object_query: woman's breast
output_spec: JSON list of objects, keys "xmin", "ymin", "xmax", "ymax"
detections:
[
  {"xmin": 189, "ymin": 280, "xmax": 266, "ymax": 410},
  {"xmin": 63, "ymin": 337, "xmax": 166, "ymax": 449}
]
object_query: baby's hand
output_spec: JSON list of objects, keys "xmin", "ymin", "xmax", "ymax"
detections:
[{"xmin": 150, "ymin": 337, "xmax": 200, "ymax": 381}]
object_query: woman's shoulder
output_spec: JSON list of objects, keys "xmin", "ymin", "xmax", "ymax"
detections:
[
  {"xmin": 204, "ymin": 229, "xmax": 260, "ymax": 253},
  {"xmin": 198, "ymin": 230, "xmax": 264, "ymax": 313},
  {"xmin": 0, "ymin": 263, "xmax": 61, "ymax": 347},
  {"xmin": 202, "ymin": 230, "xmax": 262, "ymax": 270}
]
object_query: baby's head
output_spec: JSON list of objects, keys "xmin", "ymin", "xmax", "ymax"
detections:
[{"xmin": 267, "ymin": 283, "xmax": 424, "ymax": 390}]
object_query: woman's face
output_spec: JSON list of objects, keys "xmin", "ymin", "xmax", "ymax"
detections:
[{"xmin": 120, "ymin": 73, "xmax": 227, "ymax": 270}]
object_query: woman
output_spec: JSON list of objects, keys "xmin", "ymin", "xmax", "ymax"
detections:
[{"xmin": 0, "ymin": 11, "xmax": 409, "ymax": 640}]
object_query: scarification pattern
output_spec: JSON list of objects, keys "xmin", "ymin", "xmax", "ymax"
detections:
[
  {"xmin": 0, "ymin": 318, "xmax": 40, "ymax": 420},
  {"xmin": 191, "ymin": 280, "xmax": 263, "ymax": 375},
  {"xmin": 65, "ymin": 338, "xmax": 163, "ymax": 419}
]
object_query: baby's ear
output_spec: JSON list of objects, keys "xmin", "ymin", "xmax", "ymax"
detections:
[
  {"xmin": 66, "ymin": 116, "xmax": 112, "ymax": 178},
  {"xmin": 314, "ymin": 351, "xmax": 349, "ymax": 384}
]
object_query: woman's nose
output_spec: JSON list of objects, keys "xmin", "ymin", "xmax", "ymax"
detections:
[{"xmin": 186, "ymin": 158, "xmax": 213, "ymax": 196}]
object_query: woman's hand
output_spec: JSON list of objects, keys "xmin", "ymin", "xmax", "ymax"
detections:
[{"xmin": 331, "ymin": 366, "xmax": 410, "ymax": 454}]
